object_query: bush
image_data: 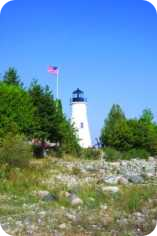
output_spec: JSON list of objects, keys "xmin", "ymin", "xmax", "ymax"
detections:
[
  {"xmin": 122, "ymin": 148, "xmax": 150, "ymax": 160},
  {"xmin": 81, "ymin": 148, "xmax": 102, "ymax": 160},
  {"xmin": 0, "ymin": 83, "xmax": 35, "ymax": 138},
  {"xmin": 104, "ymin": 147, "xmax": 122, "ymax": 161},
  {"xmin": 32, "ymin": 144, "xmax": 44, "ymax": 158},
  {"xmin": 0, "ymin": 134, "xmax": 32, "ymax": 168},
  {"xmin": 104, "ymin": 147, "xmax": 150, "ymax": 161}
]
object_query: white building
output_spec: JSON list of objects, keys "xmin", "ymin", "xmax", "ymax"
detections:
[{"xmin": 71, "ymin": 88, "xmax": 92, "ymax": 148}]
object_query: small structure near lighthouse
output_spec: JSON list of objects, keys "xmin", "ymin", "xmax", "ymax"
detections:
[{"xmin": 71, "ymin": 88, "xmax": 92, "ymax": 148}]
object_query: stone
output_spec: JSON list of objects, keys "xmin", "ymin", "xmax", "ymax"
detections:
[
  {"xmin": 102, "ymin": 186, "xmax": 119, "ymax": 193},
  {"xmin": 69, "ymin": 193, "xmax": 83, "ymax": 206},
  {"xmin": 42, "ymin": 193, "xmax": 57, "ymax": 202},
  {"xmin": 71, "ymin": 197, "xmax": 83, "ymax": 206},
  {"xmin": 35, "ymin": 190, "xmax": 57, "ymax": 202},
  {"xmin": 128, "ymin": 175, "xmax": 144, "ymax": 184},
  {"xmin": 53, "ymin": 231, "xmax": 63, "ymax": 236},
  {"xmin": 103, "ymin": 175, "xmax": 128, "ymax": 185},
  {"xmin": 66, "ymin": 213, "xmax": 77, "ymax": 221},
  {"xmin": 148, "ymin": 156, "xmax": 155, "ymax": 161},
  {"xmin": 59, "ymin": 223, "xmax": 66, "ymax": 229},
  {"xmin": 85, "ymin": 165, "xmax": 97, "ymax": 172},
  {"xmin": 117, "ymin": 218, "xmax": 128, "ymax": 226},
  {"xmin": 64, "ymin": 191, "xmax": 71, "ymax": 197},
  {"xmin": 152, "ymin": 220, "xmax": 157, "ymax": 227},
  {"xmin": 145, "ymin": 172, "xmax": 154, "ymax": 178},
  {"xmin": 117, "ymin": 176, "xmax": 128, "ymax": 185},
  {"xmin": 100, "ymin": 204, "xmax": 108, "ymax": 210},
  {"xmin": 36, "ymin": 190, "xmax": 50, "ymax": 199},
  {"xmin": 103, "ymin": 176, "xmax": 120, "ymax": 184}
]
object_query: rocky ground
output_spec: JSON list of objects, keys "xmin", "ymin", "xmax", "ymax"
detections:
[{"xmin": 0, "ymin": 156, "xmax": 157, "ymax": 236}]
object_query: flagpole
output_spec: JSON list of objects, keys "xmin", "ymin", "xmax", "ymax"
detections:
[{"xmin": 57, "ymin": 72, "xmax": 59, "ymax": 100}]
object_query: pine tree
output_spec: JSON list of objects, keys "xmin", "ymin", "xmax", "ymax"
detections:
[
  {"xmin": 100, "ymin": 104, "xmax": 132, "ymax": 150},
  {"xmin": 3, "ymin": 67, "xmax": 23, "ymax": 87}
]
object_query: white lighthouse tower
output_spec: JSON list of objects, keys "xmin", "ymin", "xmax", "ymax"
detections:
[{"xmin": 71, "ymin": 88, "xmax": 92, "ymax": 148}]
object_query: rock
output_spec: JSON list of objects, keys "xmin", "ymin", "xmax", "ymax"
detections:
[
  {"xmin": 65, "ymin": 213, "xmax": 77, "ymax": 221},
  {"xmin": 128, "ymin": 175, "xmax": 144, "ymax": 184},
  {"xmin": 100, "ymin": 204, "xmax": 108, "ymax": 210},
  {"xmin": 145, "ymin": 172, "xmax": 154, "ymax": 178},
  {"xmin": 59, "ymin": 223, "xmax": 66, "ymax": 229},
  {"xmin": 85, "ymin": 165, "xmax": 97, "ymax": 171},
  {"xmin": 152, "ymin": 220, "xmax": 157, "ymax": 227},
  {"xmin": 117, "ymin": 218, "xmax": 128, "ymax": 226},
  {"xmin": 102, "ymin": 186, "xmax": 119, "ymax": 193},
  {"xmin": 64, "ymin": 192, "xmax": 71, "ymax": 197},
  {"xmin": 35, "ymin": 190, "xmax": 57, "ymax": 202},
  {"xmin": 111, "ymin": 230, "xmax": 119, "ymax": 236},
  {"xmin": 69, "ymin": 193, "xmax": 83, "ymax": 206},
  {"xmin": 56, "ymin": 175, "xmax": 78, "ymax": 187},
  {"xmin": 53, "ymin": 231, "xmax": 63, "ymax": 236},
  {"xmin": 103, "ymin": 176, "xmax": 121, "ymax": 184},
  {"xmin": 148, "ymin": 156, "xmax": 155, "ymax": 161},
  {"xmin": 103, "ymin": 175, "xmax": 128, "ymax": 185},
  {"xmin": 71, "ymin": 197, "xmax": 83, "ymax": 206},
  {"xmin": 42, "ymin": 193, "xmax": 57, "ymax": 202},
  {"xmin": 133, "ymin": 212, "xmax": 144, "ymax": 218},
  {"xmin": 117, "ymin": 176, "xmax": 128, "ymax": 185},
  {"xmin": 36, "ymin": 190, "xmax": 50, "ymax": 198}
]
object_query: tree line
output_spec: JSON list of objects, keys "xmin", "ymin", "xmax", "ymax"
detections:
[
  {"xmin": 0, "ymin": 67, "xmax": 156, "ymax": 163},
  {"xmin": 100, "ymin": 104, "xmax": 157, "ymax": 156},
  {"xmin": 0, "ymin": 67, "xmax": 80, "ymax": 158}
]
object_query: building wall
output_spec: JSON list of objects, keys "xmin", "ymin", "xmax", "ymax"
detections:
[{"xmin": 71, "ymin": 102, "xmax": 92, "ymax": 148}]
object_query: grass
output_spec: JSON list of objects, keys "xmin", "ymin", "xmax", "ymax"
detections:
[
  {"xmin": 113, "ymin": 185, "xmax": 157, "ymax": 213},
  {"xmin": 75, "ymin": 184, "xmax": 108, "ymax": 209},
  {"xmin": 0, "ymin": 157, "xmax": 157, "ymax": 236},
  {"xmin": 104, "ymin": 147, "xmax": 150, "ymax": 161}
]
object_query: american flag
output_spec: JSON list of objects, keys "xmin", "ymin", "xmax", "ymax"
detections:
[{"xmin": 48, "ymin": 65, "xmax": 59, "ymax": 75}]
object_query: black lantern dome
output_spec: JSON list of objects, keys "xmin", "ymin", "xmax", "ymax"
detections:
[{"xmin": 72, "ymin": 88, "xmax": 87, "ymax": 102}]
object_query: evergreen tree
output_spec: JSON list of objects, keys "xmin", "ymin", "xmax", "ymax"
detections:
[
  {"xmin": 100, "ymin": 104, "xmax": 132, "ymax": 150},
  {"xmin": 28, "ymin": 80, "xmax": 57, "ymax": 140},
  {"xmin": 101, "ymin": 105, "xmax": 157, "ymax": 155},
  {"xmin": 138, "ymin": 109, "xmax": 157, "ymax": 154},
  {"xmin": 0, "ymin": 82, "xmax": 35, "ymax": 137},
  {"xmin": 3, "ymin": 67, "xmax": 23, "ymax": 87},
  {"xmin": 29, "ymin": 80, "xmax": 80, "ymax": 154}
]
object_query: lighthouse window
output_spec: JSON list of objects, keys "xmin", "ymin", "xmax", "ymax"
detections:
[{"xmin": 80, "ymin": 122, "xmax": 84, "ymax": 128}]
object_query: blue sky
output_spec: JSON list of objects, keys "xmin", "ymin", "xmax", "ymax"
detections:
[{"xmin": 0, "ymin": 0, "xmax": 157, "ymax": 143}]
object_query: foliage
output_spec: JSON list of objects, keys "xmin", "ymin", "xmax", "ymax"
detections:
[
  {"xmin": 0, "ymin": 83, "xmax": 36, "ymax": 138},
  {"xmin": 0, "ymin": 133, "xmax": 32, "ymax": 167},
  {"xmin": 122, "ymin": 148, "xmax": 150, "ymax": 160},
  {"xmin": 101, "ymin": 105, "xmax": 157, "ymax": 156},
  {"xmin": 103, "ymin": 147, "xmax": 122, "ymax": 161},
  {"xmin": 128, "ymin": 109, "xmax": 157, "ymax": 155},
  {"xmin": 29, "ymin": 80, "xmax": 56, "ymax": 140},
  {"xmin": 29, "ymin": 80, "xmax": 80, "ymax": 155},
  {"xmin": 81, "ymin": 148, "xmax": 102, "ymax": 159},
  {"xmin": 3, "ymin": 67, "xmax": 23, "ymax": 87},
  {"xmin": 114, "ymin": 185, "xmax": 157, "ymax": 213},
  {"xmin": 104, "ymin": 147, "xmax": 150, "ymax": 161},
  {"xmin": 0, "ymin": 82, "xmax": 34, "ymax": 135},
  {"xmin": 100, "ymin": 104, "xmax": 132, "ymax": 151}
]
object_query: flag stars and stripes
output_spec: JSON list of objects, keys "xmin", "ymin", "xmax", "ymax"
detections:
[{"xmin": 48, "ymin": 65, "xmax": 59, "ymax": 75}]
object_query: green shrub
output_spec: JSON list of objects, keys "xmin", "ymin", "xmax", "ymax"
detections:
[
  {"xmin": 104, "ymin": 147, "xmax": 150, "ymax": 161},
  {"xmin": 114, "ymin": 185, "xmax": 156, "ymax": 213},
  {"xmin": 104, "ymin": 147, "xmax": 122, "ymax": 161},
  {"xmin": 0, "ymin": 133, "xmax": 32, "ymax": 168},
  {"xmin": 32, "ymin": 144, "xmax": 44, "ymax": 158},
  {"xmin": 81, "ymin": 148, "xmax": 102, "ymax": 160},
  {"xmin": 122, "ymin": 148, "xmax": 150, "ymax": 160}
]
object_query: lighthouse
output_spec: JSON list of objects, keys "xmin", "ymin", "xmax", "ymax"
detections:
[{"xmin": 71, "ymin": 88, "xmax": 92, "ymax": 148}]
